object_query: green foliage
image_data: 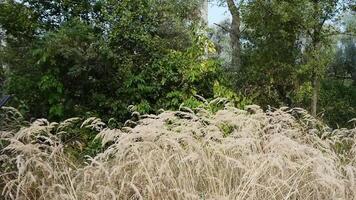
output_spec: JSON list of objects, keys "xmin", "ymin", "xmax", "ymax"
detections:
[
  {"xmin": 213, "ymin": 81, "xmax": 253, "ymax": 109},
  {"xmin": 222, "ymin": 0, "xmax": 354, "ymax": 127},
  {"xmin": 293, "ymin": 82, "xmax": 313, "ymax": 108},
  {"xmin": 1, "ymin": 0, "xmax": 354, "ymax": 133},
  {"xmin": 39, "ymin": 74, "xmax": 64, "ymax": 118},
  {"xmin": 218, "ymin": 122, "xmax": 234, "ymax": 137},
  {"xmin": 319, "ymin": 80, "xmax": 356, "ymax": 128},
  {"xmin": 238, "ymin": 0, "xmax": 307, "ymax": 107},
  {"xmin": 56, "ymin": 117, "xmax": 104, "ymax": 160},
  {"xmin": 1, "ymin": 0, "xmax": 222, "ymax": 122},
  {"xmin": 292, "ymin": 78, "xmax": 356, "ymax": 129},
  {"xmin": 0, "ymin": 67, "xmax": 4, "ymax": 94}
]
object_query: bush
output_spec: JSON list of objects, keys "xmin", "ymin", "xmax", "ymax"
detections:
[{"xmin": 319, "ymin": 79, "xmax": 356, "ymax": 128}]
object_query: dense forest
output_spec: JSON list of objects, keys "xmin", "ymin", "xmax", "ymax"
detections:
[
  {"xmin": 0, "ymin": 0, "xmax": 355, "ymax": 127},
  {"xmin": 0, "ymin": 0, "xmax": 355, "ymax": 199}
]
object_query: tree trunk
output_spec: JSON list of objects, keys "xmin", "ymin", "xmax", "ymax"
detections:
[
  {"xmin": 230, "ymin": 13, "xmax": 241, "ymax": 72},
  {"xmin": 311, "ymin": 74, "xmax": 319, "ymax": 117},
  {"xmin": 351, "ymin": 67, "xmax": 356, "ymax": 86},
  {"xmin": 201, "ymin": 0, "xmax": 208, "ymax": 26},
  {"xmin": 226, "ymin": 0, "xmax": 241, "ymax": 72}
]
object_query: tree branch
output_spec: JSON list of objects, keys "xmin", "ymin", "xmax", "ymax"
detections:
[
  {"xmin": 214, "ymin": 23, "xmax": 231, "ymax": 33},
  {"xmin": 240, "ymin": 26, "xmax": 247, "ymax": 35},
  {"xmin": 324, "ymin": 31, "xmax": 356, "ymax": 37}
]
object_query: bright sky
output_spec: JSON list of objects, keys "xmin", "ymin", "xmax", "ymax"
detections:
[{"xmin": 208, "ymin": 2, "xmax": 230, "ymax": 26}]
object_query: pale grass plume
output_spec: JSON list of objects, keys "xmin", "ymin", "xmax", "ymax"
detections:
[{"xmin": 0, "ymin": 101, "xmax": 355, "ymax": 199}]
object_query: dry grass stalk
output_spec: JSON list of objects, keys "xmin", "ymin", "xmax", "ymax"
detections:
[{"xmin": 0, "ymin": 104, "xmax": 355, "ymax": 199}]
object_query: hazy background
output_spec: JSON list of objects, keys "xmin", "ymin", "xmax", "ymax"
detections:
[{"xmin": 209, "ymin": 2, "xmax": 230, "ymax": 25}]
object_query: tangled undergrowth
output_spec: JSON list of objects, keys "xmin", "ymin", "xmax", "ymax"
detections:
[{"xmin": 0, "ymin": 100, "xmax": 356, "ymax": 200}]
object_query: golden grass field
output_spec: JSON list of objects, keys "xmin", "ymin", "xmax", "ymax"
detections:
[{"xmin": 1, "ymin": 102, "xmax": 355, "ymax": 199}]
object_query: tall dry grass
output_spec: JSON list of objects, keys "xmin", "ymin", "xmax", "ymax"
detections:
[{"xmin": 0, "ymin": 102, "xmax": 355, "ymax": 200}]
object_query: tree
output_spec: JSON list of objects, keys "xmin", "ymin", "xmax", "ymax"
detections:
[
  {"xmin": 201, "ymin": 0, "xmax": 209, "ymax": 25},
  {"xmin": 208, "ymin": 19, "xmax": 231, "ymax": 67},
  {"xmin": 318, "ymin": 13, "xmax": 356, "ymax": 128},
  {"xmin": 0, "ymin": 0, "xmax": 221, "ymax": 121},
  {"xmin": 236, "ymin": 0, "xmax": 308, "ymax": 107},
  {"xmin": 213, "ymin": 0, "xmax": 243, "ymax": 72},
  {"xmin": 226, "ymin": 0, "xmax": 242, "ymax": 72},
  {"xmin": 331, "ymin": 14, "xmax": 356, "ymax": 85},
  {"xmin": 301, "ymin": 0, "xmax": 348, "ymax": 116}
]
